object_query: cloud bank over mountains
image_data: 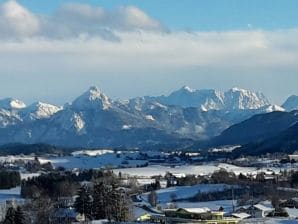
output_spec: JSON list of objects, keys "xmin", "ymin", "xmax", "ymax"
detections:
[{"xmin": 0, "ymin": 0, "xmax": 297, "ymax": 104}]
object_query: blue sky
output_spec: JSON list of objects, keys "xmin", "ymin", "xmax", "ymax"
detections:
[
  {"xmin": 5, "ymin": 0, "xmax": 298, "ymax": 30},
  {"xmin": 0, "ymin": 0, "xmax": 297, "ymax": 105}
]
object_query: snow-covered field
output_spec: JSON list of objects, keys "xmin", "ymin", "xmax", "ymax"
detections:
[
  {"xmin": 47, "ymin": 154, "xmax": 147, "ymax": 169},
  {"xmin": 0, "ymin": 187, "xmax": 21, "ymax": 202},
  {"xmin": 20, "ymin": 172, "xmax": 40, "ymax": 180},
  {"xmin": 140, "ymin": 184, "xmax": 234, "ymax": 203},
  {"xmin": 0, "ymin": 156, "xmax": 39, "ymax": 163},
  {"xmin": 1, "ymin": 151, "xmax": 296, "ymax": 176},
  {"xmin": 114, "ymin": 163, "xmax": 285, "ymax": 178},
  {"xmin": 0, "ymin": 155, "xmax": 51, "ymax": 164},
  {"xmin": 0, "ymin": 150, "xmax": 146, "ymax": 170},
  {"xmin": 115, "ymin": 164, "xmax": 218, "ymax": 177},
  {"xmin": 71, "ymin": 149, "xmax": 114, "ymax": 156}
]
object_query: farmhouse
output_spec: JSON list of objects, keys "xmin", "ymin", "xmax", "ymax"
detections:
[
  {"xmin": 151, "ymin": 207, "xmax": 240, "ymax": 223},
  {"xmin": 246, "ymin": 204, "xmax": 274, "ymax": 218}
]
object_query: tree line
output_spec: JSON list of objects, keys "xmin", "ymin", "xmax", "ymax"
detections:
[
  {"xmin": 74, "ymin": 183, "xmax": 132, "ymax": 222},
  {"xmin": 0, "ymin": 170, "xmax": 21, "ymax": 189},
  {"xmin": 10, "ymin": 169, "xmax": 133, "ymax": 223}
]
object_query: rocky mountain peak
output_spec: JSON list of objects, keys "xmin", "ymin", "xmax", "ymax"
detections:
[{"xmin": 71, "ymin": 86, "xmax": 112, "ymax": 110}]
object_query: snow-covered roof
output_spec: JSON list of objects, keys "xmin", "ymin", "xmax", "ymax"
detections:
[
  {"xmin": 253, "ymin": 204, "xmax": 274, "ymax": 212},
  {"xmin": 232, "ymin": 212, "xmax": 251, "ymax": 219},
  {"xmin": 90, "ymin": 220, "xmax": 109, "ymax": 224},
  {"xmin": 172, "ymin": 173, "xmax": 186, "ymax": 178},
  {"xmin": 178, "ymin": 207, "xmax": 211, "ymax": 214}
]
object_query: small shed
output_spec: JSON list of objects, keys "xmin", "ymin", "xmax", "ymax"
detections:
[{"xmin": 246, "ymin": 204, "xmax": 274, "ymax": 218}]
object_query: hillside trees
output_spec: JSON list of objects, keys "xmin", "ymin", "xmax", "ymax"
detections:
[
  {"xmin": 2, "ymin": 206, "xmax": 25, "ymax": 224},
  {"xmin": 0, "ymin": 170, "xmax": 21, "ymax": 189},
  {"xmin": 74, "ymin": 185, "xmax": 93, "ymax": 219},
  {"xmin": 92, "ymin": 182, "xmax": 132, "ymax": 222}
]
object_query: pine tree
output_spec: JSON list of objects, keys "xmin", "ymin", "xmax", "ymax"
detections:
[
  {"xmin": 116, "ymin": 190, "xmax": 132, "ymax": 222},
  {"xmin": 74, "ymin": 185, "xmax": 93, "ymax": 220},
  {"xmin": 105, "ymin": 185, "xmax": 115, "ymax": 222},
  {"xmin": 3, "ymin": 207, "xmax": 16, "ymax": 224},
  {"xmin": 92, "ymin": 182, "xmax": 132, "ymax": 222},
  {"xmin": 92, "ymin": 182, "xmax": 107, "ymax": 219},
  {"xmin": 108, "ymin": 186, "xmax": 132, "ymax": 222},
  {"xmin": 14, "ymin": 206, "xmax": 25, "ymax": 224},
  {"xmin": 148, "ymin": 190, "xmax": 157, "ymax": 207}
]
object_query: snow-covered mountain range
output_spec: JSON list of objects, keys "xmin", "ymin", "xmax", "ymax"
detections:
[
  {"xmin": 0, "ymin": 86, "xmax": 296, "ymax": 148},
  {"xmin": 130, "ymin": 86, "xmax": 278, "ymax": 111}
]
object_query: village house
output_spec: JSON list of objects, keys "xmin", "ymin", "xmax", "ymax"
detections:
[
  {"xmin": 151, "ymin": 207, "xmax": 240, "ymax": 224},
  {"xmin": 245, "ymin": 204, "xmax": 274, "ymax": 218}
]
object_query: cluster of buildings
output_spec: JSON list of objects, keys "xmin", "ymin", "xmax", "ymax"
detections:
[
  {"xmin": 139, "ymin": 207, "xmax": 240, "ymax": 224},
  {"xmin": 136, "ymin": 198, "xmax": 298, "ymax": 224}
]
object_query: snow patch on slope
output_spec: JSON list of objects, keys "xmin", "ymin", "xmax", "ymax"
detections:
[
  {"xmin": 71, "ymin": 113, "xmax": 86, "ymax": 135},
  {"xmin": 122, "ymin": 124, "xmax": 132, "ymax": 130},
  {"xmin": 145, "ymin": 115, "xmax": 155, "ymax": 121},
  {"xmin": 0, "ymin": 98, "xmax": 26, "ymax": 110},
  {"xmin": 22, "ymin": 101, "xmax": 62, "ymax": 120},
  {"xmin": 263, "ymin": 104, "xmax": 285, "ymax": 113}
]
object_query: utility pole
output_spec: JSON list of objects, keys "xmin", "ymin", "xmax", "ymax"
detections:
[{"xmin": 232, "ymin": 186, "xmax": 235, "ymax": 212}]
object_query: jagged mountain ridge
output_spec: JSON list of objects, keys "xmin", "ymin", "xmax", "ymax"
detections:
[
  {"xmin": 0, "ymin": 86, "xmax": 293, "ymax": 148},
  {"xmin": 138, "ymin": 86, "xmax": 271, "ymax": 110}
]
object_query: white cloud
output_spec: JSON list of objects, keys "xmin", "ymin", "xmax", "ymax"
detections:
[
  {"xmin": 0, "ymin": 0, "xmax": 40, "ymax": 39},
  {"xmin": 0, "ymin": 1, "xmax": 164, "ymax": 40},
  {"xmin": 0, "ymin": 30, "xmax": 298, "ymax": 82},
  {"xmin": 110, "ymin": 6, "xmax": 162, "ymax": 31},
  {"xmin": 15, "ymin": 29, "xmax": 293, "ymax": 71}
]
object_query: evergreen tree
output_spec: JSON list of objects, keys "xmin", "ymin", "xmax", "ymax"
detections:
[
  {"xmin": 92, "ymin": 182, "xmax": 132, "ymax": 222},
  {"xmin": 74, "ymin": 185, "xmax": 93, "ymax": 219},
  {"xmin": 291, "ymin": 171, "xmax": 298, "ymax": 186},
  {"xmin": 14, "ymin": 206, "xmax": 25, "ymax": 224},
  {"xmin": 105, "ymin": 185, "xmax": 115, "ymax": 221},
  {"xmin": 92, "ymin": 182, "xmax": 107, "ymax": 219},
  {"xmin": 0, "ymin": 171, "xmax": 21, "ymax": 189},
  {"xmin": 3, "ymin": 207, "xmax": 15, "ymax": 224},
  {"xmin": 106, "ymin": 186, "xmax": 131, "ymax": 222},
  {"xmin": 148, "ymin": 190, "xmax": 157, "ymax": 207},
  {"xmin": 114, "ymin": 189, "xmax": 131, "ymax": 222}
]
